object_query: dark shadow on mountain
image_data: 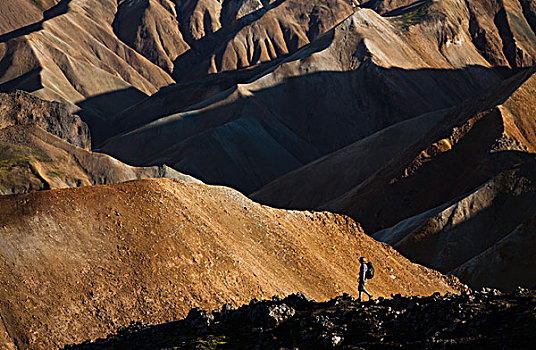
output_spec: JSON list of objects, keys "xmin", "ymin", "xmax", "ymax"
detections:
[
  {"xmin": 358, "ymin": 0, "xmax": 431, "ymax": 16},
  {"xmin": 382, "ymin": 0, "xmax": 432, "ymax": 17},
  {"xmin": 88, "ymin": 64, "xmax": 516, "ymax": 197},
  {"xmin": 0, "ymin": 67, "xmax": 43, "ymax": 93},
  {"xmin": 113, "ymin": 58, "xmax": 292, "ymax": 133},
  {"xmin": 0, "ymin": 74, "xmax": 145, "ymax": 148},
  {"xmin": 0, "ymin": 0, "xmax": 72, "ymax": 43},
  {"xmin": 76, "ymin": 87, "xmax": 148, "ymax": 147},
  {"xmin": 63, "ymin": 318, "xmax": 186, "ymax": 350},
  {"xmin": 313, "ymin": 68, "xmax": 535, "ymax": 233},
  {"xmin": 112, "ymin": 29, "xmax": 337, "ymax": 136}
]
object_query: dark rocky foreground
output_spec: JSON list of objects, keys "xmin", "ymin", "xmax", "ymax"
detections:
[{"xmin": 66, "ymin": 289, "xmax": 535, "ymax": 349}]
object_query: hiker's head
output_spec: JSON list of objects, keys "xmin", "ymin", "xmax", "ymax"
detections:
[{"xmin": 360, "ymin": 257, "xmax": 367, "ymax": 263}]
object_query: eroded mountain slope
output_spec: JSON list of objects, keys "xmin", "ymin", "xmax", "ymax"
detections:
[
  {"xmin": 0, "ymin": 124, "xmax": 200, "ymax": 195},
  {"xmin": 251, "ymin": 109, "xmax": 448, "ymax": 209},
  {"xmin": 0, "ymin": 0, "xmax": 358, "ymax": 145},
  {"xmin": 372, "ymin": 158, "xmax": 536, "ymax": 291},
  {"xmin": 171, "ymin": 0, "xmax": 357, "ymax": 79},
  {"xmin": 0, "ymin": 91, "xmax": 90, "ymax": 148},
  {"xmin": 0, "ymin": 0, "xmax": 174, "ymax": 143},
  {"xmin": 0, "ymin": 0, "xmax": 45, "ymax": 35},
  {"xmin": 0, "ymin": 178, "xmax": 461, "ymax": 349},
  {"xmin": 336, "ymin": 67, "xmax": 536, "ymax": 231},
  {"xmin": 0, "ymin": 91, "xmax": 200, "ymax": 195},
  {"xmin": 253, "ymin": 67, "xmax": 536, "ymax": 213},
  {"xmin": 453, "ymin": 215, "xmax": 536, "ymax": 291},
  {"xmin": 2, "ymin": 0, "xmax": 536, "ymax": 167},
  {"xmin": 114, "ymin": 0, "xmax": 358, "ymax": 77},
  {"xmin": 103, "ymin": 0, "xmax": 523, "ymax": 193}
]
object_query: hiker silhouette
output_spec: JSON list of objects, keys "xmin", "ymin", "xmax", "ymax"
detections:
[{"xmin": 358, "ymin": 257, "xmax": 373, "ymax": 301}]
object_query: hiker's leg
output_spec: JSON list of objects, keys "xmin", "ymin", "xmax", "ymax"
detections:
[{"xmin": 364, "ymin": 286, "xmax": 373, "ymax": 300}]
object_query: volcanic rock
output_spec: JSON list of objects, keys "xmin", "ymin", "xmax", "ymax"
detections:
[
  {"xmin": 0, "ymin": 90, "xmax": 90, "ymax": 149},
  {"xmin": 65, "ymin": 289, "xmax": 536, "ymax": 349}
]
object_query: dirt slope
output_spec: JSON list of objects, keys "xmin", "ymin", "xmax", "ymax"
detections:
[
  {"xmin": 372, "ymin": 159, "xmax": 536, "ymax": 290},
  {"xmin": 0, "ymin": 0, "xmax": 43, "ymax": 35},
  {"xmin": 0, "ymin": 178, "xmax": 461, "ymax": 349},
  {"xmin": 113, "ymin": 0, "xmax": 190, "ymax": 74},
  {"xmin": 113, "ymin": 0, "xmax": 356, "ymax": 78},
  {"xmin": 0, "ymin": 0, "xmax": 62, "ymax": 35}
]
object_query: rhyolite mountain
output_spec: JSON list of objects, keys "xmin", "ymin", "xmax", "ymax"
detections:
[
  {"xmin": 101, "ymin": 0, "xmax": 536, "ymax": 193},
  {"xmin": 0, "ymin": 1, "xmax": 535, "ymax": 349},
  {"xmin": 0, "ymin": 0, "xmax": 356, "ymax": 144},
  {"xmin": 2, "ymin": 0, "xmax": 536, "ymax": 187}
]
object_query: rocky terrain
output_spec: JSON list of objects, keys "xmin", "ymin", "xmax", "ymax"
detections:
[
  {"xmin": 0, "ymin": 178, "xmax": 462, "ymax": 349},
  {"xmin": 1, "ymin": 91, "xmax": 90, "ymax": 148},
  {"xmin": 67, "ymin": 288, "xmax": 536, "ymax": 349}
]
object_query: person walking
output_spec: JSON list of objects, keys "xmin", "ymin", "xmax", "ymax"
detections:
[{"xmin": 358, "ymin": 257, "xmax": 373, "ymax": 301}]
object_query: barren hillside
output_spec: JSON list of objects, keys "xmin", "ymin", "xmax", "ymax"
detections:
[
  {"xmin": 0, "ymin": 0, "xmax": 44, "ymax": 35},
  {"xmin": 254, "ymin": 67, "xmax": 536, "ymax": 215},
  {"xmin": 339, "ymin": 69, "xmax": 536, "ymax": 291},
  {"xmin": 0, "ymin": 0, "xmax": 356, "ymax": 144},
  {"xmin": 251, "ymin": 109, "xmax": 447, "ymax": 209},
  {"xmin": 0, "ymin": 178, "xmax": 461, "ymax": 349}
]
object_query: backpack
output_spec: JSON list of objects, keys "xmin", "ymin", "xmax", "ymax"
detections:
[{"xmin": 366, "ymin": 262, "xmax": 374, "ymax": 279}]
